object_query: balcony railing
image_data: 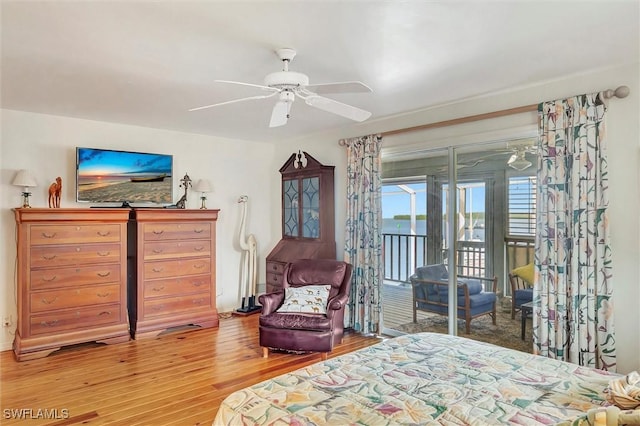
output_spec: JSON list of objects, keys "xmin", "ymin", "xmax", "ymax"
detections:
[{"xmin": 383, "ymin": 233, "xmax": 486, "ymax": 283}]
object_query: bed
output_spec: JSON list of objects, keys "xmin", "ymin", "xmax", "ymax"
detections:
[{"xmin": 213, "ymin": 332, "xmax": 618, "ymax": 425}]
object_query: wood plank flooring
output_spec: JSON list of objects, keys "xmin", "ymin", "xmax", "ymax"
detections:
[{"xmin": 0, "ymin": 314, "xmax": 382, "ymax": 425}]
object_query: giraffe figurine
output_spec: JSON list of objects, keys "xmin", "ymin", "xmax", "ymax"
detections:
[{"xmin": 175, "ymin": 173, "xmax": 192, "ymax": 209}]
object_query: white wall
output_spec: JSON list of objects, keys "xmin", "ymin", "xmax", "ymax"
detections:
[
  {"xmin": 0, "ymin": 110, "xmax": 276, "ymax": 351},
  {"xmin": 272, "ymin": 63, "xmax": 640, "ymax": 374}
]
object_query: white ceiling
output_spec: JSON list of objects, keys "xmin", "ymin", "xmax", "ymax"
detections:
[{"xmin": 2, "ymin": 1, "xmax": 638, "ymax": 143}]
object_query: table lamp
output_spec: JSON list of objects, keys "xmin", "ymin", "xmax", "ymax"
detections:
[
  {"xmin": 12, "ymin": 169, "xmax": 37, "ymax": 208},
  {"xmin": 193, "ymin": 179, "xmax": 212, "ymax": 209}
]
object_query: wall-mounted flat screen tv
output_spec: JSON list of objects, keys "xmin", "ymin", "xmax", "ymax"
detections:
[{"xmin": 76, "ymin": 147, "xmax": 173, "ymax": 205}]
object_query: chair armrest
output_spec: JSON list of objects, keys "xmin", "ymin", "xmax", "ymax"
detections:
[
  {"xmin": 258, "ymin": 292, "xmax": 284, "ymax": 315},
  {"xmin": 327, "ymin": 289, "xmax": 349, "ymax": 311},
  {"xmin": 457, "ymin": 274, "xmax": 498, "ymax": 293},
  {"xmin": 411, "ymin": 277, "xmax": 470, "ymax": 308}
]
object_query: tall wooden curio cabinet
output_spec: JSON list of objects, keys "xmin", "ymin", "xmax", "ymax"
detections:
[{"xmin": 265, "ymin": 152, "xmax": 336, "ymax": 293}]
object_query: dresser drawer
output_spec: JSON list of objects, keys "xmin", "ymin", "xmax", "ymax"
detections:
[
  {"xmin": 143, "ymin": 293, "xmax": 211, "ymax": 318},
  {"xmin": 268, "ymin": 284, "xmax": 283, "ymax": 294},
  {"xmin": 30, "ymin": 243, "xmax": 121, "ymax": 268},
  {"xmin": 30, "ymin": 303, "xmax": 121, "ymax": 335},
  {"xmin": 143, "ymin": 222, "xmax": 211, "ymax": 241},
  {"xmin": 143, "ymin": 258, "xmax": 210, "ymax": 280},
  {"xmin": 143, "ymin": 275, "xmax": 210, "ymax": 298},
  {"xmin": 266, "ymin": 272, "xmax": 283, "ymax": 286},
  {"xmin": 266, "ymin": 261, "xmax": 285, "ymax": 275},
  {"xmin": 31, "ymin": 264, "xmax": 121, "ymax": 291},
  {"xmin": 143, "ymin": 240, "xmax": 211, "ymax": 261},
  {"xmin": 30, "ymin": 284, "xmax": 121, "ymax": 313},
  {"xmin": 265, "ymin": 274, "xmax": 283, "ymax": 294},
  {"xmin": 30, "ymin": 224, "xmax": 121, "ymax": 245}
]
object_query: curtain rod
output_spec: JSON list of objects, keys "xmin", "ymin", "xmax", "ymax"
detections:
[{"xmin": 367, "ymin": 85, "xmax": 630, "ymax": 139}]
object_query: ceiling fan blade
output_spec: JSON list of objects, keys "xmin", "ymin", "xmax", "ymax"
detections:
[
  {"xmin": 304, "ymin": 95, "xmax": 371, "ymax": 122},
  {"xmin": 269, "ymin": 101, "xmax": 291, "ymax": 128},
  {"xmin": 189, "ymin": 91, "xmax": 279, "ymax": 112},
  {"xmin": 214, "ymin": 80, "xmax": 279, "ymax": 92},
  {"xmin": 305, "ymin": 81, "xmax": 372, "ymax": 94}
]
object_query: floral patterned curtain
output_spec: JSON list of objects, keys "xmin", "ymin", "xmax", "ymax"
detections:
[
  {"xmin": 343, "ymin": 134, "xmax": 383, "ymax": 335},
  {"xmin": 534, "ymin": 93, "xmax": 616, "ymax": 371}
]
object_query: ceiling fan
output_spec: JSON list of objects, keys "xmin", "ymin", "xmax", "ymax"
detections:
[
  {"xmin": 189, "ymin": 48, "xmax": 373, "ymax": 128},
  {"xmin": 461, "ymin": 142, "xmax": 537, "ymax": 171},
  {"xmin": 506, "ymin": 146, "xmax": 536, "ymax": 171}
]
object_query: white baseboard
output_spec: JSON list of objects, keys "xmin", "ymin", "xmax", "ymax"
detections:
[{"xmin": 1, "ymin": 340, "xmax": 13, "ymax": 352}]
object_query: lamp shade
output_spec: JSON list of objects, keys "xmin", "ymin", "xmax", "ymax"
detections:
[
  {"xmin": 194, "ymin": 179, "xmax": 212, "ymax": 193},
  {"xmin": 12, "ymin": 170, "xmax": 37, "ymax": 188}
]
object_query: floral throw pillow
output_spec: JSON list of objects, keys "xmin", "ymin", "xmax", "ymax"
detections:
[{"xmin": 276, "ymin": 285, "xmax": 331, "ymax": 314}]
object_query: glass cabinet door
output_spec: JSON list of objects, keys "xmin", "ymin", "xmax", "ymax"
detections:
[
  {"xmin": 302, "ymin": 177, "xmax": 320, "ymax": 238},
  {"xmin": 283, "ymin": 179, "xmax": 299, "ymax": 237}
]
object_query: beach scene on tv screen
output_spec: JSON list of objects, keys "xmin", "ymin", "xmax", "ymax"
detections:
[{"xmin": 77, "ymin": 148, "xmax": 172, "ymax": 203}]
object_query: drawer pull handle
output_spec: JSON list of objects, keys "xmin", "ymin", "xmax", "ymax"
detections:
[
  {"xmin": 193, "ymin": 228, "xmax": 204, "ymax": 234},
  {"xmin": 193, "ymin": 263, "xmax": 205, "ymax": 269},
  {"xmin": 41, "ymin": 296, "xmax": 58, "ymax": 305},
  {"xmin": 152, "ymin": 286, "xmax": 165, "ymax": 292},
  {"xmin": 272, "ymin": 265, "xmax": 278, "ymax": 270},
  {"xmin": 193, "ymin": 281, "xmax": 205, "ymax": 287},
  {"xmin": 98, "ymin": 311, "xmax": 111, "ymax": 316},
  {"xmin": 42, "ymin": 254, "xmax": 57, "ymax": 260},
  {"xmin": 152, "ymin": 267, "xmax": 163, "ymax": 273},
  {"xmin": 97, "ymin": 272, "xmax": 111, "ymax": 278},
  {"xmin": 42, "ymin": 232, "xmax": 57, "ymax": 239},
  {"xmin": 40, "ymin": 320, "xmax": 58, "ymax": 327},
  {"xmin": 193, "ymin": 298, "xmax": 205, "ymax": 305},
  {"xmin": 152, "ymin": 230, "xmax": 164, "ymax": 235},
  {"xmin": 42, "ymin": 275, "xmax": 57, "ymax": 282},
  {"xmin": 97, "ymin": 251, "xmax": 110, "ymax": 257},
  {"xmin": 194, "ymin": 246, "xmax": 204, "ymax": 252},
  {"xmin": 97, "ymin": 292, "xmax": 110, "ymax": 298},
  {"xmin": 152, "ymin": 248, "xmax": 163, "ymax": 254},
  {"xmin": 97, "ymin": 231, "xmax": 111, "ymax": 237},
  {"xmin": 151, "ymin": 305, "xmax": 164, "ymax": 311}
]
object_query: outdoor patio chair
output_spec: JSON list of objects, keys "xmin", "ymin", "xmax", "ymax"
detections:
[
  {"xmin": 409, "ymin": 264, "xmax": 498, "ymax": 334},
  {"xmin": 509, "ymin": 263, "xmax": 534, "ymax": 319}
]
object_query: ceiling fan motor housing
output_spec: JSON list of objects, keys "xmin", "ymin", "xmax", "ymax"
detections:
[
  {"xmin": 264, "ymin": 71, "xmax": 309, "ymax": 89},
  {"xmin": 279, "ymin": 91, "xmax": 295, "ymax": 103}
]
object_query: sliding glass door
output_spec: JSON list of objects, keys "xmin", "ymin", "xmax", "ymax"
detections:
[{"xmin": 380, "ymin": 139, "xmax": 536, "ymax": 349}]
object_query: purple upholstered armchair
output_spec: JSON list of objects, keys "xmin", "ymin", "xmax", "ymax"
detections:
[{"xmin": 258, "ymin": 259, "xmax": 352, "ymax": 360}]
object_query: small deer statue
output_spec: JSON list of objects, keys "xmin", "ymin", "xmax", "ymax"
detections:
[{"xmin": 48, "ymin": 177, "xmax": 62, "ymax": 208}]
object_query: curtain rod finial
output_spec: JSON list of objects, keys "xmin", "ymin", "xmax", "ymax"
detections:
[
  {"xmin": 603, "ymin": 85, "xmax": 630, "ymax": 99},
  {"xmin": 614, "ymin": 85, "xmax": 630, "ymax": 99}
]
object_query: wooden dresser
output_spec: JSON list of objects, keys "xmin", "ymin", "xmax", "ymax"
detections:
[
  {"xmin": 13, "ymin": 208, "xmax": 130, "ymax": 361},
  {"xmin": 129, "ymin": 209, "xmax": 219, "ymax": 338}
]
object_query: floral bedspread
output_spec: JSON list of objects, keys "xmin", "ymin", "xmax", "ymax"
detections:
[{"xmin": 213, "ymin": 332, "xmax": 616, "ymax": 425}]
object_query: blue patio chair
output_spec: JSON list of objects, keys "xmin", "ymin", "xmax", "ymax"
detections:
[
  {"xmin": 409, "ymin": 264, "xmax": 498, "ymax": 333},
  {"xmin": 509, "ymin": 269, "xmax": 534, "ymax": 319}
]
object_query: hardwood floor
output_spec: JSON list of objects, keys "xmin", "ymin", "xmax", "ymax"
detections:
[{"xmin": 0, "ymin": 314, "xmax": 382, "ymax": 425}]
